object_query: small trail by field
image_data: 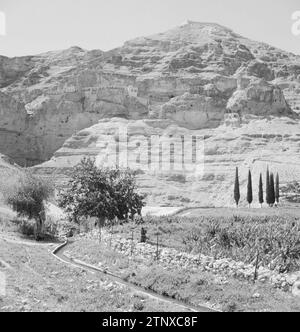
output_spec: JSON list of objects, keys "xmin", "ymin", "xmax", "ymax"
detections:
[
  {"xmin": 0, "ymin": 233, "xmax": 204, "ymax": 312},
  {"xmin": 53, "ymin": 241, "xmax": 215, "ymax": 312}
]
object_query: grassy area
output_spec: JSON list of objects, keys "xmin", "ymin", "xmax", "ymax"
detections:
[
  {"xmin": 0, "ymin": 237, "xmax": 195, "ymax": 312},
  {"xmin": 177, "ymin": 207, "xmax": 300, "ymax": 218},
  {"xmin": 66, "ymin": 238, "xmax": 300, "ymax": 312}
]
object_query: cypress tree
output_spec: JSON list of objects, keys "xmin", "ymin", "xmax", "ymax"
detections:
[
  {"xmin": 247, "ymin": 170, "xmax": 253, "ymax": 208},
  {"xmin": 259, "ymin": 173, "xmax": 264, "ymax": 208},
  {"xmin": 266, "ymin": 167, "xmax": 270, "ymax": 206},
  {"xmin": 275, "ymin": 173, "xmax": 280, "ymax": 205},
  {"xmin": 234, "ymin": 167, "xmax": 240, "ymax": 207},
  {"xmin": 269, "ymin": 173, "xmax": 276, "ymax": 206}
]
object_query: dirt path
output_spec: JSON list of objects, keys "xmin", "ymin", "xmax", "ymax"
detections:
[
  {"xmin": 0, "ymin": 233, "xmax": 54, "ymax": 247},
  {"xmin": 0, "ymin": 232, "xmax": 217, "ymax": 312},
  {"xmin": 52, "ymin": 240, "xmax": 217, "ymax": 313}
]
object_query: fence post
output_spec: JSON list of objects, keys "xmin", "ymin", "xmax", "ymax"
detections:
[
  {"xmin": 131, "ymin": 231, "xmax": 134, "ymax": 256},
  {"xmin": 99, "ymin": 224, "xmax": 102, "ymax": 243},
  {"xmin": 109, "ymin": 224, "xmax": 112, "ymax": 247},
  {"xmin": 254, "ymin": 251, "xmax": 260, "ymax": 282}
]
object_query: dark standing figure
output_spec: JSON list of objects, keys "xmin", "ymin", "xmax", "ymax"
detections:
[
  {"xmin": 258, "ymin": 173, "xmax": 264, "ymax": 208},
  {"xmin": 247, "ymin": 170, "xmax": 253, "ymax": 208},
  {"xmin": 140, "ymin": 228, "xmax": 147, "ymax": 243},
  {"xmin": 234, "ymin": 167, "xmax": 240, "ymax": 208}
]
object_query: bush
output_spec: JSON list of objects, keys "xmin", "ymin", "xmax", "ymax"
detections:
[
  {"xmin": 5, "ymin": 171, "xmax": 54, "ymax": 240},
  {"xmin": 14, "ymin": 214, "xmax": 59, "ymax": 240},
  {"xmin": 18, "ymin": 219, "xmax": 36, "ymax": 237},
  {"xmin": 43, "ymin": 216, "xmax": 60, "ymax": 239},
  {"xmin": 133, "ymin": 301, "xmax": 145, "ymax": 311}
]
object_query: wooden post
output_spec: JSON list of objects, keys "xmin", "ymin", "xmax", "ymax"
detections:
[
  {"xmin": 254, "ymin": 251, "xmax": 260, "ymax": 283},
  {"xmin": 98, "ymin": 216, "xmax": 105, "ymax": 243},
  {"xmin": 98, "ymin": 221, "xmax": 102, "ymax": 243},
  {"xmin": 109, "ymin": 223, "xmax": 112, "ymax": 247},
  {"xmin": 131, "ymin": 231, "xmax": 134, "ymax": 256}
]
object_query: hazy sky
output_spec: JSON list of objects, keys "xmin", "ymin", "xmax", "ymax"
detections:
[{"xmin": 0, "ymin": 0, "xmax": 299, "ymax": 57}]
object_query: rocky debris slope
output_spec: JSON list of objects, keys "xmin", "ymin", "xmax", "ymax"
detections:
[{"xmin": 0, "ymin": 21, "xmax": 299, "ymax": 167}]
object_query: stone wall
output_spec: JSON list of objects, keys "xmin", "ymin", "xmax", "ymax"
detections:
[{"xmin": 84, "ymin": 229, "xmax": 300, "ymax": 294}]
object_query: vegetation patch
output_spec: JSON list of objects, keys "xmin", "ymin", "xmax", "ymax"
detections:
[
  {"xmin": 66, "ymin": 238, "xmax": 300, "ymax": 312},
  {"xmin": 113, "ymin": 214, "xmax": 300, "ymax": 274}
]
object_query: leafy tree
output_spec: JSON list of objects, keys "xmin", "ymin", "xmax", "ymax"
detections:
[
  {"xmin": 247, "ymin": 170, "xmax": 253, "ymax": 208},
  {"xmin": 269, "ymin": 173, "xmax": 276, "ymax": 206},
  {"xmin": 275, "ymin": 173, "xmax": 280, "ymax": 205},
  {"xmin": 266, "ymin": 167, "xmax": 271, "ymax": 206},
  {"xmin": 6, "ymin": 172, "xmax": 53, "ymax": 240},
  {"xmin": 234, "ymin": 167, "xmax": 240, "ymax": 207},
  {"xmin": 258, "ymin": 173, "xmax": 264, "ymax": 208},
  {"xmin": 58, "ymin": 158, "xmax": 145, "ymax": 238}
]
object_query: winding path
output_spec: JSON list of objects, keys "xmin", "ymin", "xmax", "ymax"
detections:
[
  {"xmin": 52, "ymin": 240, "xmax": 218, "ymax": 313},
  {"xmin": 0, "ymin": 232, "xmax": 218, "ymax": 312}
]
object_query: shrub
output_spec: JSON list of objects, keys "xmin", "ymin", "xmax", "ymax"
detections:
[
  {"xmin": 5, "ymin": 172, "xmax": 54, "ymax": 240},
  {"xmin": 133, "ymin": 301, "xmax": 145, "ymax": 311},
  {"xmin": 18, "ymin": 219, "xmax": 36, "ymax": 237},
  {"xmin": 43, "ymin": 216, "xmax": 60, "ymax": 240}
]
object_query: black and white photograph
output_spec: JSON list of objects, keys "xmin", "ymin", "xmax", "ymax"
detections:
[{"xmin": 0, "ymin": 0, "xmax": 300, "ymax": 316}]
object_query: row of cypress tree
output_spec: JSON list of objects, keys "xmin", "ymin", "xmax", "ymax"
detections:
[{"xmin": 234, "ymin": 167, "xmax": 280, "ymax": 207}]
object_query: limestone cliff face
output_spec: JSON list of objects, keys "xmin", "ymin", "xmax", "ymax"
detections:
[
  {"xmin": 0, "ymin": 92, "xmax": 28, "ymax": 164},
  {"xmin": 227, "ymin": 79, "xmax": 292, "ymax": 116},
  {"xmin": 0, "ymin": 21, "xmax": 299, "ymax": 167}
]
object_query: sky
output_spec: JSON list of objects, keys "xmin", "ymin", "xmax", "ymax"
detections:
[{"xmin": 0, "ymin": 0, "xmax": 299, "ymax": 57}]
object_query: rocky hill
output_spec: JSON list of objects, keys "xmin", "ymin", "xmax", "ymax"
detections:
[{"xmin": 1, "ymin": 21, "xmax": 300, "ymax": 206}]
